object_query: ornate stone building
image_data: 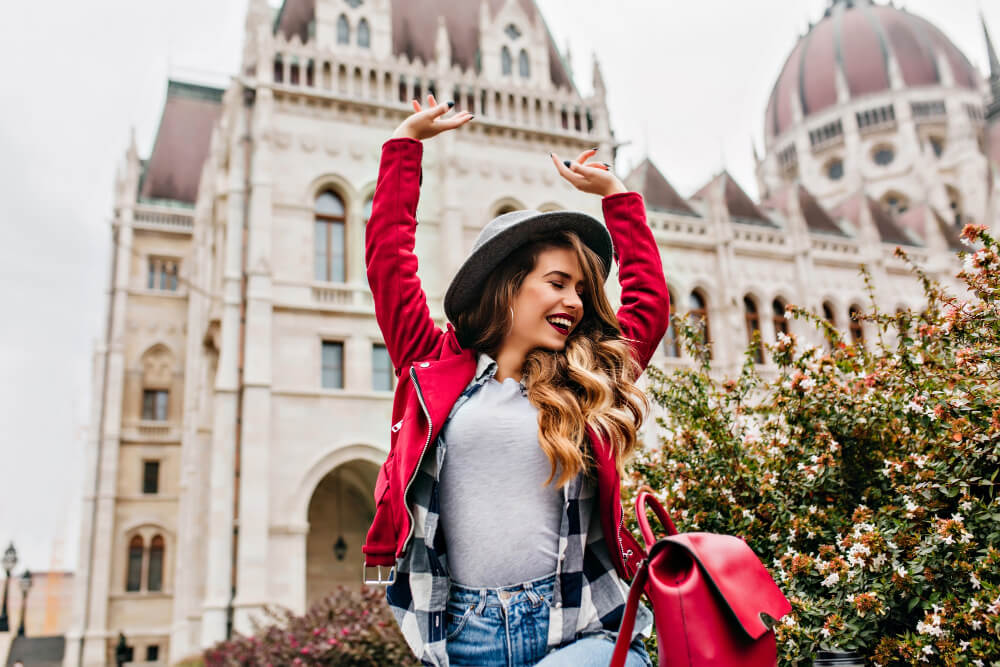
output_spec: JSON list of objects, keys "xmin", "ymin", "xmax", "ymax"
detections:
[{"xmin": 66, "ymin": 0, "xmax": 1000, "ymax": 664}]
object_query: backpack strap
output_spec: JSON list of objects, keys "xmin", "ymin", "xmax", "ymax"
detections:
[{"xmin": 610, "ymin": 558, "xmax": 650, "ymax": 667}]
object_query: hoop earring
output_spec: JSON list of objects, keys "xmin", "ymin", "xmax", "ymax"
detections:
[{"xmin": 507, "ymin": 307, "xmax": 515, "ymax": 334}]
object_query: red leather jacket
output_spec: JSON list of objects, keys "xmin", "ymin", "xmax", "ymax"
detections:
[{"xmin": 362, "ymin": 137, "xmax": 670, "ymax": 582}]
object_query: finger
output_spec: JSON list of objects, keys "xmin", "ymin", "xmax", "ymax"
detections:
[
  {"xmin": 551, "ymin": 153, "xmax": 586, "ymax": 183},
  {"xmin": 427, "ymin": 101, "xmax": 453, "ymax": 119},
  {"xmin": 584, "ymin": 161, "xmax": 609, "ymax": 171},
  {"xmin": 427, "ymin": 93, "xmax": 438, "ymax": 108},
  {"xmin": 412, "ymin": 99, "xmax": 422, "ymax": 113},
  {"xmin": 575, "ymin": 148, "xmax": 598, "ymax": 164},
  {"xmin": 439, "ymin": 112, "xmax": 474, "ymax": 129}
]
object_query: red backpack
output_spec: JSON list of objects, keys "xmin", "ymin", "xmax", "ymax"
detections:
[{"xmin": 611, "ymin": 491, "xmax": 793, "ymax": 667}]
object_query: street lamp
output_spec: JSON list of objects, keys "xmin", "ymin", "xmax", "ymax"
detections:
[
  {"xmin": 16, "ymin": 570, "xmax": 31, "ymax": 637},
  {"xmin": 115, "ymin": 631, "xmax": 133, "ymax": 667},
  {"xmin": 0, "ymin": 542, "xmax": 16, "ymax": 632}
]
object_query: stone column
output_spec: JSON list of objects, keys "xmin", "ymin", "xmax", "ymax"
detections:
[
  {"xmin": 200, "ymin": 94, "xmax": 248, "ymax": 649},
  {"xmin": 232, "ymin": 86, "xmax": 276, "ymax": 635}
]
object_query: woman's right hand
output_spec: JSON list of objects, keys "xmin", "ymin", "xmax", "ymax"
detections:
[{"xmin": 391, "ymin": 94, "xmax": 474, "ymax": 141}]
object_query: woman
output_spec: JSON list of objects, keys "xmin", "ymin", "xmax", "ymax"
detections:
[{"xmin": 362, "ymin": 95, "xmax": 670, "ymax": 666}]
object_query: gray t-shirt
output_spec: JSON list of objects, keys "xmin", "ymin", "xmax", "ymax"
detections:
[{"xmin": 438, "ymin": 367, "xmax": 563, "ymax": 588}]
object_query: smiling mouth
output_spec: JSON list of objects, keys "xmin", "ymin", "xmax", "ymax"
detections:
[{"xmin": 546, "ymin": 315, "xmax": 573, "ymax": 336}]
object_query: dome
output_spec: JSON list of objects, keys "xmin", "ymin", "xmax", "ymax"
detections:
[{"xmin": 765, "ymin": 0, "xmax": 979, "ymax": 141}]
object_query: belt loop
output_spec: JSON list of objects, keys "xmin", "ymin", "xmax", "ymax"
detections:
[
  {"xmin": 524, "ymin": 580, "xmax": 541, "ymax": 606},
  {"xmin": 475, "ymin": 588, "xmax": 487, "ymax": 615}
]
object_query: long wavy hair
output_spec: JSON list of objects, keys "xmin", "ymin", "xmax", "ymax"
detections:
[{"xmin": 453, "ymin": 230, "xmax": 648, "ymax": 488}]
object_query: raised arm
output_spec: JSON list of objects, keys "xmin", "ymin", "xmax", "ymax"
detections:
[
  {"xmin": 601, "ymin": 191, "xmax": 670, "ymax": 370},
  {"xmin": 550, "ymin": 150, "xmax": 670, "ymax": 371},
  {"xmin": 365, "ymin": 96, "xmax": 474, "ymax": 372}
]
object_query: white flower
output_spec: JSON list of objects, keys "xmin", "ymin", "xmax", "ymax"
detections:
[
  {"xmin": 971, "ymin": 573, "xmax": 981, "ymax": 590},
  {"xmin": 808, "ymin": 505, "xmax": 817, "ymax": 514},
  {"xmin": 821, "ymin": 572, "xmax": 840, "ymax": 587},
  {"xmin": 896, "ymin": 565, "xmax": 907, "ymax": 578},
  {"xmin": 800, "ymin": 376, "xmax": 816, "ymax": 391},
  {"xmin": 970, "ymin": 598, "xmax": 979, "ymax": 610},
  {"xmin": 922, "ymin": 645, "xmax": 934, "ymax": 656},
  {"xmin": 986, "ymin": 596, "xmax": 1000, "ymax": 615},
  {"xmin": 951, "ymin": 512, "xmax": 964, "ymax": 523},
  {"xmin": 973, "ymin": 660, "xmax": 983, "ymax": 667},
  {"xmin": 820, "ymin": 628, "xmax": 831, "ymax": 638},
  {"xmin": 870, "ymin": 553, "xmax": 887, "ymax": 569},
  {"xmin": 961, "ymin": 500, "xmax": 973, "ymax": 511},
  {"xmin": 972, "ymin": 619, "xmax": 982, "ymax": 630}
]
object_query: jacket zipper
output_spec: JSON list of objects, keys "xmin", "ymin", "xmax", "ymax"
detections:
[{"xmin": 401, "ymin": 365, "xmax": 433, "ymax": 556}]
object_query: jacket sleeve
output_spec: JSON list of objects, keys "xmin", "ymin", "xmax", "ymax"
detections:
[
  {"xmin": 602, "ymin": 192, "xmax": 670, "ymax": 372},
  {"xmin": 365, "ymin": 137, "xmax": 445, "ymax": 373}
]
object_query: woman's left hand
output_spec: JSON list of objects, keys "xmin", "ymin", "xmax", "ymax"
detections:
[{"xmin": 550, "ymin": 149, "xmax": 628, "ymax": 197}]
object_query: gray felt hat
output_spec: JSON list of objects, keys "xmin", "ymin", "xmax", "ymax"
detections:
[{"xmin": 443, "ymin": 209, "xmax": 613, "ymax": 324}]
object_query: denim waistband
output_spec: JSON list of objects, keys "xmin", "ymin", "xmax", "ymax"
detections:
[{"xmin": 448, "ymin": 570, "xmax": 557, "ymax": 607}]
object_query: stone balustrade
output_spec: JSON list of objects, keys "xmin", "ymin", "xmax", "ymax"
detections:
[{"xmin": 262, "ymin": 34, "xmax": 601, "ymax": 140}]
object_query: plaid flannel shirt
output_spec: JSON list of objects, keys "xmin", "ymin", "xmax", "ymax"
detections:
[{"xmin": 386, "ymin": 353, "xmax": 653, "ymax": 666}]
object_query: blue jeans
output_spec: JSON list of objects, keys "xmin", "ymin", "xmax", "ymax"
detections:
[{"xmin": 446, "ymin": 571, "xmax": 653, "ymax": 667}]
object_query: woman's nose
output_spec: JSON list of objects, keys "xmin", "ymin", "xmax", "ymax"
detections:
[{"xmin": 564, "ymin": 292, "xmax": 582, "ymax": 311}]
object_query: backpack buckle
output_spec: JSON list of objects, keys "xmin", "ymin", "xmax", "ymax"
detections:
[{"xmin": 363, "ymin": 559, "xmax": 397, "ymax": 586}]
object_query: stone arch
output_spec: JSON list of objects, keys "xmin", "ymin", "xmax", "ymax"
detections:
[
  {"xmin": 287, "ymin": 442, "xmax": 387, "ymax": 525},
  {"xmin": 490, "ymin": 197, "xmax": 527, "ymax": 218},
  {"xmin": 290, "ymin": 444, "xmax": 384, "ymax": 605},
  {"xmin": 536, "ymin": 201, "xmax": 564, "ymax": 212},
  {"xmin": 304, "ymin": 174, "xmax": 357, "ymax": 210},
  {"xmin": 139, "ymin": 343, "xmax": 176, "ymax": 388}
]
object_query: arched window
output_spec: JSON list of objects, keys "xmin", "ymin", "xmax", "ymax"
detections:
[
  {"xmin": 337, "ymin": 15, "xmax": 350, "ymax": 44},
  {"xmin": 147, "ymin": 535, "xmax": 164, "ymax": 592},
  {"xmin": 141, "ymin": 345, "xmax": 173, "ymax": 422},
  {"xmin": 126, "ymin": 536, "xmax": 144, "ymax": 592},
  {"xmin": 945, "ymin": 185, "xmax": 963, "ymax": 227},
  {"xmin": 848, "ymin": 304, "xmax": 864, "ymax": 343},
  {"xmin": 518, "ymin": 49, "xmax": 530, "ymax": 78},
  {"xmin": 315, "ymin": 191, "xmax": 346, "ymax": 282},
  {"xmin": 689, "ymin": 290, "xmax": 712, "ymax": 360},
  {"xmin": 822, "ymin": 301, "xmax": 836, "ymax": 327},
  {"xmin": 772, "ymin": 298, "xmax": 789, "ymax": 338},
  {"xmin": 663, "ymin": 290, "xmax": 680, "ymax": 358},
  {"xmin": 357, "ymin": 18, "xmax": 370, "ymax": 48},
  {"xmin": 744, "ymin": 296, "xmax": 764, "ymax": 364},
  {"xmin": 363, "ymin": 194, "xmax": 374, "ymax": 223},
  {"xmin": 881, "ymin": 191, "xmax": 909, "ymax": 216},
  {"xmin": 822, "ymin": 300, "xmax": 837, "ymax": 349},
  {"xmin": 273, "ymin": 55, "xmax": 284, "ymax": 84},
  {"xmin": 501, "ymin": 46, "xmax": 512, "ymax": 75}
]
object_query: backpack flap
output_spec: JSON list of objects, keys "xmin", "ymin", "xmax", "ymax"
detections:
[{"xmin": 650, "ymin": 532, "xmax": 792, "ymax": 640}]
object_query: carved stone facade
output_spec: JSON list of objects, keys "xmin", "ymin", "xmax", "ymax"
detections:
[{"xmin": 66, "ymin": 0, "xmax": 1000, "ymax": 665}]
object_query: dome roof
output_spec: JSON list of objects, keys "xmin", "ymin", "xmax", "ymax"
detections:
[{"xmin": 765, "ymin": 0, "xmax": 979, "ymax": 140}]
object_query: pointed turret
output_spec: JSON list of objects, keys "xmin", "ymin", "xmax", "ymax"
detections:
[
  {"xmin": 984, "ymin": 11, "xmax": 1000, "ymax": 120},
  {"xmin": 434, "ymin": 15, "xmax": 452, "ymax": 70},
  {"xmin": 592, "ymin": 55, "xmax": 606, "ymax": 100}
]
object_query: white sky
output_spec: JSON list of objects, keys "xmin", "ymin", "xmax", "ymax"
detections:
[{"xmin": 0, "ymin": 0, "xmax": 996, "ymax": 574}]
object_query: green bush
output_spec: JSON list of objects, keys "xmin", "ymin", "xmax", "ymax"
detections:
[
  {"xmin": 624, "ymin": 225, "xmax": 1000, "ymax": 666},
  {"xmin": 203, "ymin": 584, "xmax": 418, "ymax": 666}
]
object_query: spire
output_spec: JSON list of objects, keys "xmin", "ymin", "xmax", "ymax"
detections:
[
  {"xmin": 592, "ymin": 54, "xmax": 606, "ymax": 99},
  {"xmin": 984, "ymin": 11, "xmax": 1000, "ymax": 120},
  {"xmin": 984, "ymin": 12, "xmax": 1000, "ymax": 78}
]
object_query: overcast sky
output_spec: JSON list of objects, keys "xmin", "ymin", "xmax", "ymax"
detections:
[{"xmin": 1, "ymin": 0, "xmax": 996, "ymax": 574}]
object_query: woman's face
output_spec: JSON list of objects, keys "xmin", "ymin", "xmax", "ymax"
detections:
[{"xmin": 506, "ymin": 246, "xmax": 585, "ymax": 352}]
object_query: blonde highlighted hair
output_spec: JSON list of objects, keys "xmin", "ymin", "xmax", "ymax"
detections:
[{"xmin": 453, "ymin": 230, "xmax": 648, "ymax": 488}]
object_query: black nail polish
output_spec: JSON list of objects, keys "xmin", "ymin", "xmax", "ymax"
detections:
[
  {"xmin": 447, "ymin": 101, "xmax": 455, "ymax": 108},
  {"xmin": 590, "ymin": 147, "xmax": 598, "ymax": 151},
  {"xmin": 603, "ymin": 162, "xmax": 611, "ymax": 168},
  {"xmin": 563, "ymin": 160, "xmax": 571, "ymax": 167}
]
